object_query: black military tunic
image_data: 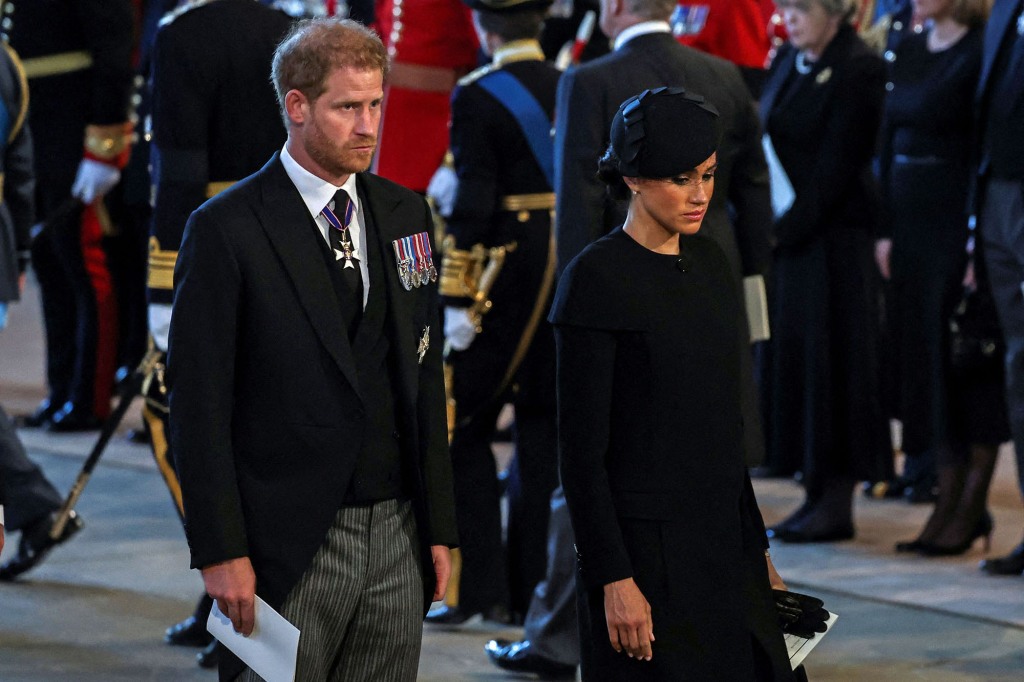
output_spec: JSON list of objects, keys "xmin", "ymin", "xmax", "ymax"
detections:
[
  {"xmin": 442, "ymin": 40, "xmax": 561, "ymax": 617},
  {"xmin": 4, "ymin": 0, "xmax": 135, "ymax": 423},
  {"xmin": 148, "ymin": 0, "xmax": 292, "ymax": 307}
]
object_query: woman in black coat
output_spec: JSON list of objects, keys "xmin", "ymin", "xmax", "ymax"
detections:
[
  {"xmin": 877, "ymin": 0, "xmax": 1008, "ymax": 555},
  {"xmin": 761, "ymin": 0, "xmax": 892, "ymax": 543},
  {"xmin": 552, "ymin": 87, "xmax": 795, "ymax": 681}
]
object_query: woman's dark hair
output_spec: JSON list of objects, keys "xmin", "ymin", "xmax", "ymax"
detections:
[{"xmin": 597, "ymin": 145, "xmax": 631, "ymax": 201}]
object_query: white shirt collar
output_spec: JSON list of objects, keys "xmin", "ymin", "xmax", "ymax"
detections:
[
  {"xmin": 613, "ymin": 20, "xmax": 672, "ymax": 52},
  {"xmin": 280, "ymin": 142, "xmax": 361, "ymax": 219}
]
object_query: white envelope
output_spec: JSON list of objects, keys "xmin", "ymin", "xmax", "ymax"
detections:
[{"xmin": 208, "ymin": 595, "xmax": 300, "ymax": 682}]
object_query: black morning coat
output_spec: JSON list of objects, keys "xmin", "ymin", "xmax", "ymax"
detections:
[{"xmin": 167, "ymin": 154, "xmax": 457, "ymax": 678}]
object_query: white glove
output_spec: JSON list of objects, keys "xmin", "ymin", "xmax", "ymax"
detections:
[
  {"xmin": 71, "ymin": 159, "xmax": 121, "ymax": 204},
  {"xmin": 427, "ymin": 165, "xmax": 458, "ymax": 218},
  {"xmin": 444, "ymin": 307, "xmax": 477, "ymax": 351},
  {"xmin": 148, "ymin": 303, "xmax": 173, "ymax": 352}
]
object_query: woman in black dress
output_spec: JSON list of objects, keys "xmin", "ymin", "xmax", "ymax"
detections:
[
  {"xmin": 877, "ymin": 0, "xmax": 1008, "ymax": 555},
  {"xmin": 551, "ymin": 88, "xmax": 795, "ymax": 681},
  {"xmin": 760, "ymin": 0, "xmax": 891, "ymax": 543}
]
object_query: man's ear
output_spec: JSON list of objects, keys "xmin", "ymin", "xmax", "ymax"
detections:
[{"xmin": 284, "ymin": 89, "xmax": 308, "ymax": 125}]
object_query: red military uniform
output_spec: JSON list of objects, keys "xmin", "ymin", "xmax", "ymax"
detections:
[
  {"xmin": 373, "ymin": 0, "xmax": 479, "ymax": 193},
  {"xmin": 675, "ymin": 0, "xmax": 773, "ymax": 69}
]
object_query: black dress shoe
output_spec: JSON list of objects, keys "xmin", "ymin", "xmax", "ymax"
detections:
[
  {"xmin": 165, "ymin": 615, "xmax": 214, "ymax": 647},
  {"xmin": 0, "ymin": 510, "xmax": 84, "ymax": 580},
  {"xmin": 47, "ymin": 403, "xmax": 102, "ymax": 432},
  {"xmin": 484, "ymin": 639, "xmax": 576, "ymax": 679},
  {"xmin": 196, "ymin": 640, "xmax": 222, "ymax": 668},
  {"xmin": 980, "ymin": 542, "xmax": 1024, "ymax": 576},
  {"xmin": 767, "ymin": 522, "xmax": 854, "ymax": 544},
  {"xmin": 126, "ymin": 428, "xmax": 151, "ymax": 445},
  {"xmin": 21, "ymin": 399, "xmax": 60, "ymax": 428},
  {"xmin": 425, "ymin": 604, "xmax": 511, "ymax": 627}
]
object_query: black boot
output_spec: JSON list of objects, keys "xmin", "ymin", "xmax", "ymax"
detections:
[
  {"xmin": 165, "ymin": 594, "xmax": 215, "ymax": 647},
  {"xmin": 980, "ymin": 540, "xmax": 1024, "ymax": 576},
  {"xmin": 0, "ymin": 511, "xmax": 84, "ymax": 580},
  {"xmin": 767, "ymin": 479, "xmax": 854, "ymax": 543},
  {"xmin": 196, "ymin": 640, "xmax": 223, "ymax": 668}
]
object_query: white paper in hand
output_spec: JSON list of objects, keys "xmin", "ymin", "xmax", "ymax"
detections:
[
  {"xmin": 762, "ymin": 134, "xmax": 795, "ymax": 218},
  {"xmin": 785, "ymin": 610, "xmax": 838, "ymax": 670},
  {"xmin": 208, "ymin": 596, "xmax": 299, "ymax": 682}
]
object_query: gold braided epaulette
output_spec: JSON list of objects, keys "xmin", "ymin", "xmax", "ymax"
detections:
[
  {"xmin": 147, "ymin": 237, "xmax": 178, "ymax": 291},
  {"xmin": 457, "ymin": 63, "xmax": 497, "ymax": 88}
]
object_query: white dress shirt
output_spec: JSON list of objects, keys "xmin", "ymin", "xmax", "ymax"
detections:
[
  {"xmin": 281, "ymin": 144, "xmax": 370, "ymax": 309},
  {"xmin": 613, "ymin": 20, "xmax": 672, "ymax": 52}
]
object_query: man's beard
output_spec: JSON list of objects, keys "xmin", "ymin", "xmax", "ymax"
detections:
[{"xmin": 306, "ymin": 125, "xmax": 376, "ymax": 179}]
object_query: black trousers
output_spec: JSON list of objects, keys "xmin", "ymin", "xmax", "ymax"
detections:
[
  {"xmin": 0, "ymin": 405, "xmax": 62, "ymax": 530},
  {"xmin": 32, "ymin": 202, "xmax": 118, "ymax": 418}
]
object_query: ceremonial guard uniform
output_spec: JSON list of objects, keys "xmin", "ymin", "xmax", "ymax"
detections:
[
  {"xmin": 432, "ymin": 0, "xmax": 560, "ymax": 623},
  {"xmin": 146, "ymin": 0, "xmax": 291, "ymax": 664},
  {"xmin": 5, "ymin": 0, "xmax": 135, "ymax": 430},
  {"xmin": 373, "ymin": 0, "xmax": 479, "ymax": 193},
  {"xmin": 674, "ymin": 0, "xmax": 773, "ymax": 97}
]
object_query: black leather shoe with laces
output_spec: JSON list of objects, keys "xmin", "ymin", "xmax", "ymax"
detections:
[
  {"xmin": 0, "ymin": 511, "xmax": 84, "ymax": 581},
  {"xmin": 484, "ymin": 639, "xmax": 576, "ymax": 679}
]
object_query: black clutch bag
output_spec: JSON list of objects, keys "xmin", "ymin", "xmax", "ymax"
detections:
[{"xmin": 948, "ymin": 285, "xmax": 1004, "ymax": 376}]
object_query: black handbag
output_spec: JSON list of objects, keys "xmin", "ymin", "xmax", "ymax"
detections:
[{"xmin": 948, "ymin": 285, "xmax": 1004, "ymax": 375}]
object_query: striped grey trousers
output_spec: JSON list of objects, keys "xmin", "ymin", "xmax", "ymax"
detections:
[{"xmin": 239, "ymin": 499, "xmax": 423, "ymax": 682}]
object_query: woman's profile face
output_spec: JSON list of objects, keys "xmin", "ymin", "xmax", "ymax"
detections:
[
  {"xmin": 778, "ymin": 0, "xmax": 838, "ymax": 54},
  {"xmin": 626, "ymin": 152, "xmax": 717, "ymax": 237}
]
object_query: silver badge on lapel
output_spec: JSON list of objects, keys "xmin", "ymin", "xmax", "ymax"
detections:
[
  {"xmin": 392, "ymin": 232, "xmax": 437, "ymax": 291},
  {"xmin": 417, "ymin": 326, "xmax": 430, "ymax": 364}
]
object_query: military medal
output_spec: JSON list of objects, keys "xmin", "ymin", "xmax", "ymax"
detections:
[
  {"xmin": 322, "ymin": 198, "xmax": 357, "ymax": 269},
  {"xmin": 392, "ymin": 232, "xmax": 436, "ymax": 290},
  {"xmin": 417, "ymin": 326, "xmax": 430, "ymax": 364}
]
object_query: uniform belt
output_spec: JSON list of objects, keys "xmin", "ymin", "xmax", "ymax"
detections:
[
  {"xmin": 388, "ymin": 63, "xmax": 465, "ymax": 93},
  {"xmin": 500, "ymin": 193, "xmax": 556, "ymax": 212},
  {"xmin": 22, "ymin": 51, "xmax": 93, "ymax": 79},
  {"xmin": 206, "ymin": 181, "xmax": 235, "ymax": 198}
]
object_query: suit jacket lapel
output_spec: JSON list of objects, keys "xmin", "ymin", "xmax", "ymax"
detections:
[
  {"xmin": 358, "ymin": 174, "xmax": 420, "ymax": 411},
  {"xmin": 760, "ymin": 48, "xmax": 795, "ymax": 125},
  {"xmin": 977, "ymin": 1, "xmax": 1018, "ymax": 102},
  {"xmin": 255, "ymin": 154, "xmax": 361, "ymax": 395}
]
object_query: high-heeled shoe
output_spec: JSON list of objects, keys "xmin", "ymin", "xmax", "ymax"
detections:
[
  {"xmin": 894, "ymin": 538, "xmax": 928, "ymax": 553},
  {"xmin": 919, "ymin": 512, "xmax": 993, "ymax": 557}
]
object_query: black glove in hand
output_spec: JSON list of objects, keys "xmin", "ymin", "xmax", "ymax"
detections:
[{"xmin": 772, "ymin": 589, "xmax": 828, "ymax": 639}]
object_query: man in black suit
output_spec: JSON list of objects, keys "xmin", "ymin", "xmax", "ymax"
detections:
[
  {"xmin": 977, "ymin": 0, "xmax": 1024, "ymax": 577},
  {"xmin": 486, "ymin": 0, "xmax": 773, "ymax": 674},
  {"xmin": 167, "ymin": 19, "xmax": 456, "ymax": 681}
]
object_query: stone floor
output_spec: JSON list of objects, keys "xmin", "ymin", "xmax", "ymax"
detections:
[{"xmin": 2, "ymin": 278, "xmax": 1024, "ymax": 681}]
